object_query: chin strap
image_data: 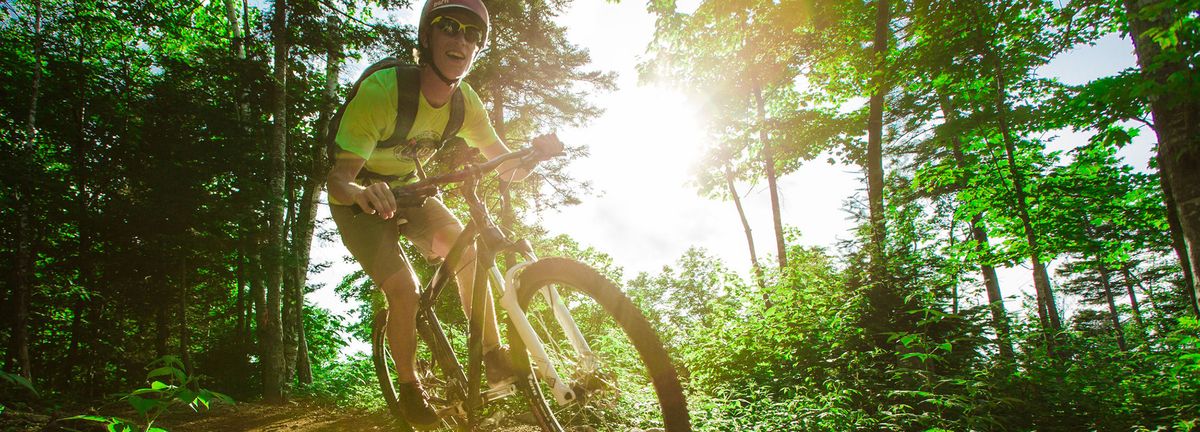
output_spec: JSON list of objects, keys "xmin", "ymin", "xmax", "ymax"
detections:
[{"xmin": 429, "ymin": 60, "xmax": 462, "ymax": 87}]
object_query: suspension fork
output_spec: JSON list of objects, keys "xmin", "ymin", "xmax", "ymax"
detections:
[{"xmin": 499, "ymin": 248, "xmax": 596, "ymax": 406}]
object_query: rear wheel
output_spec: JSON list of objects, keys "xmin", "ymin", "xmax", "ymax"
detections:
[{"xmin": 514, "ymin": 258, "xmax": 691, "ymax": 432}]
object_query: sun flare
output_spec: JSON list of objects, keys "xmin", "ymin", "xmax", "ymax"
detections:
[{"xmin": 615, "ymin": 85, "xmax": 708, "ymax": 188}]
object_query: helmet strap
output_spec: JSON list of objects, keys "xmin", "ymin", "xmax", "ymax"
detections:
[{"xmin": 429, "ymin": 56, "xmax": 462, "ymax": 87}]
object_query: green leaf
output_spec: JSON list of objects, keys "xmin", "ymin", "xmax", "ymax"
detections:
[
  {"xmin": 210, "ymin": 390, "xmax": 235, "ymax": 405},
  {"xmin": 177, "ymin": 388, "xmax": 198, "ymax": 405},
  {"xmin": 146, "ymin": 367, "xmax": 176, "ymax": 379},
  {"xmin": 7, "ymin": 374, "xmax": 38, "ymax": 396},
  {"xmin": 64, "ymin": 414, "xmax": 114, "ymax": 423},
  {"xmin": 129, "ymin": 387, "xmax": 164, "ymax": 396},
  {"xmin": 146, "ymin": 366, "xmax": 187, "ymax": 384},
  {"xmin": 127, "ymin": 395, "xmax": 160, "ymax": 417},
  {"xmin": 0, "ymin": 370, "xmax": 38, "ymax": 397},
  {"xmin": 150, "ymin": 381, "xmax": 172, "ymax": 390}
]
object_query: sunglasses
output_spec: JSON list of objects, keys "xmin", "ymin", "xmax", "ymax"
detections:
[{"xmin": 430, "ymin": 15, "xmax": 485, "ymax": 46}]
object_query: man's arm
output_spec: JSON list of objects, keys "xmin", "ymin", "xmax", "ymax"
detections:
[
  {"xmin": 327, "ymin": 152, "xmax": 398, "ymax": 220},
  {"xmin": 479, "ymin": 140, "xmax": 533, "ymax": 183}
]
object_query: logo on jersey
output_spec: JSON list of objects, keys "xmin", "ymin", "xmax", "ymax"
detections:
[{"xmin": 396, "ymin": 130, "xmax": 443, "ymax": 162}]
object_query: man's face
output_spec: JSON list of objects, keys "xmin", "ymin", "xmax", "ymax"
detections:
[{"xmin": 427, "ymin": 10, "xmax": 484, "ymax": 80}]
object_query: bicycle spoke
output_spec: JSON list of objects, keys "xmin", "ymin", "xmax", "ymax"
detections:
[{"xmin": 516, "ymin": 259, "xmax": 689, "ymax": 431}]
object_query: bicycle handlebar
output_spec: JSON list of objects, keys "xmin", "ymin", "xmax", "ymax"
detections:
[
  {"xmin": 352, "ymin": 134, "xmax": 564, "ymax": 214},
  {"xmin": 403, "ymin": 134, "xmax": 561, "ymax": 195}
]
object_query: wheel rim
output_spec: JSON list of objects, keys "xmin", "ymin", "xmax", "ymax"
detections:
[{"xmin": 520, "ymin": 282, "xmax": 670, "ymax": 430}]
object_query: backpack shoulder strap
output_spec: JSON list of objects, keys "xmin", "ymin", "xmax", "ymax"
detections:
[
  {"xmin": 326, "ymin": 57, "xmax": 406, "ymax": 163},
  {"xmin": 441, "ymin": 87, "xmax": 466, "ymax": 142},
  {"xmin": 380, "ymin": 64, "xmax": 422, "ymax": 149}
]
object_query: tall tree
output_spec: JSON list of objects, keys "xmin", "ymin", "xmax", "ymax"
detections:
[
  {"xmin": 262, "ymin": 0, "xmax": 289, "ymax": 403},
  {"xmin": 642, "ymin": 0, "xmax": 808, "ymax": 272},
  {"xmin": 7, "ymin": 0, "xmax": 43, "ymax": 380},
  {"xmin": 725, "ymin": 163, "xmax": 765, "ymax": 288},
  {"xmin": 470, "ymin": 0, "xmax": 615, "ymax": 219},
  {"xmin": 1121, "ymin": 0, "xmax": 1200, "ymax": 314},
  {"xmin": 865, "ymin": 0, "xmax": 891, "ymax": 281},
  {"xmin": 941, "ymin": 95, "xmax": 1014, "ymax": 360}
]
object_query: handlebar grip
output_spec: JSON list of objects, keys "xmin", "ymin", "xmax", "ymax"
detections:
[{"xmin": 347, "ymin": 192, "xmax": 429, "ymax": 216}]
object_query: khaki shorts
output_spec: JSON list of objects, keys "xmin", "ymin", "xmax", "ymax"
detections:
[{"xmin": 330, "ymin": 198, "xmax": 461, "ymax": 284}]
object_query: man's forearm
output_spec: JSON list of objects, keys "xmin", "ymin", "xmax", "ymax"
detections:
[{"xmin": 327, "ymin": 172, "xmax": 366, "ymax": 205}]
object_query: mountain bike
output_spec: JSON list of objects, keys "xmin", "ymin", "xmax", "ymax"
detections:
[{"xmin": 366, "ymin": 137, "xmax": 691, "ymax": 431}]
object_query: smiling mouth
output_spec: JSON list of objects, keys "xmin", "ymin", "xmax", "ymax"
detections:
[{"xmin": 446, "ymin": 51, "xmax": 466, "ymax": 61}]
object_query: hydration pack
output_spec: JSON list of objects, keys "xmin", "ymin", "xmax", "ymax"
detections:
[{"xmin": 325, "ymin": 57, "xmax": 465, "ymax": 182}]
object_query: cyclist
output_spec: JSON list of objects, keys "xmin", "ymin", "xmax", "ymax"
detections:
[{"xmin": 326, "ymin": 0, "xmax": 540, "ymax": 425}]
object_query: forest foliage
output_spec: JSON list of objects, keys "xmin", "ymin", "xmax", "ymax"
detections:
[{"xmin": 2, "ymin": 0, "xmax": 1199, "ymax": 431}]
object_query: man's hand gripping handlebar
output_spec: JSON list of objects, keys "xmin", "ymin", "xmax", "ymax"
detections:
[{"xmin": 352, "ymin": 133, "xmax": 565, "ymax": 217}]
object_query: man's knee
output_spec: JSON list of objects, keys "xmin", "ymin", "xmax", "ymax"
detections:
[
  {"xmin": 431, "ymin": 223, "xmax": 465, "ymax": 258},
  {"xmin": 380, "ymin": 270, "xmax": 420, "ymax": 304}
]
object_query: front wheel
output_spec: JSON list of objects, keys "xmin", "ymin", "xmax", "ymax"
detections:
[{"xmin": 515, "ymin": 258, "xmax": 691, "ymax": 432}]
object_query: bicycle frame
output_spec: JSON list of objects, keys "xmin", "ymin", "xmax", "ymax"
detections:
[{"xmin": 403, "ymin": 167, "xmax": 597, "ymax": 426}]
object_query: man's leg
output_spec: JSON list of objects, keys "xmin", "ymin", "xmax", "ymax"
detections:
[
  {"xmin": 380, "ymin": 267, "xmax": 422, "ymax": 382},
  {"xmin": 430, "ymin": 224, "xmax": 502, "ymax": 350},
  {"xmin": 404, "ymin": 199, "xmax": 511, "ymax": 384},
  {"xmin": 330, "ymin": 204, "xmax": 437, "ymax": 425}
]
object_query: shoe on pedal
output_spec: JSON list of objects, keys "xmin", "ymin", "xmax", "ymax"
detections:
[
  {"xmin": 396, "ymin": 381, "xmax": 439, "ymax": 427},
  {"xmin": 485, "ymin": 345, "xmax": 518, "ymax": 388}
]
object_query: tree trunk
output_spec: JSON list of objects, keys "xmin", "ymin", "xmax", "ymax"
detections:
[
  {"xmin": 753, "ymin": 85, "xmax": 786, "ymax": 270},
  {"xmin": 992, "ymin": 64, "xmax": 1061, "ymax": 333},
  {"xmin": 296, "ymin": 316, "xmax": 313, "ymax": 385},
  {"xmin": 1124, "ymin": 0, "xmax": 1200, "ymax": 316},
  {"xmin": 725, "ymin": 164, "xmax": 765, "ymax": 290},
  {"xmin": 236, "ymin": 237, "xmax": 247, "ymax": 348},
  {"xmin": 179, "ymin": 259, "xmax": 194, "ymax": 375},
  {"xmin": 226, "ymin": 0, "xmax": 254, "ymax": 367},
  {"xmin": 262, "ymin": 0, "xmax": 289, "ymax": 403},
  {"xmin": 949, "ymin": 224, "xmax": 959, "ymax": 316},
  {"xmin": 866, "ymin": 0, "xmax": 890, "ymax": 282},
  {"xmin": 1120, "ymin": 265, "xmax": 1145, "ymax": 329},
  {"xmin": 156, "ymin": 304, "xmax": 170, "ymax": 359},
  {"xmin": 251, "ymin": 237, "xmax": 266, "ymax": 350},
  {"xmin": 940, "ymin": 94, "xmax": 1014, "ymax": 360},
  {"xmin": 11, "ymin": 0, "xmax": 42, "ymax": 378},
  {"xmin": 1097, "ymin": 265, "xmax": 1128, "ymax": 351},
  {"xmin": 972, "ymin": 220, "xmax": 1014, "ymax": 359},
  {"xmin": 1124, "ymin": 265, "xmax": 1168, "ymax": 335},
  {"xmin": 282, "ymin": 179, "xmax": 299, "ymax": 385},
  {"xmin": 9, "ymin": 203, "xmax": 32, "ymax": 380},
  {"xmin": 69, "ymin": 19, "xmax": 93, "ymax": 384},
  {"xmin": 225, "ymin": 0, "xmax": 250, "ymax": 123},
  {"xmin": 1157, "ymin": 159, "xmax": 1197, "ymax": 317},
  {"xmin": 291, "ymin": 45, "xmax": 341, "ymax": 387},
  {"xmin": 61, "ymin": 299, "xmax": 85, "ymax": 387}
]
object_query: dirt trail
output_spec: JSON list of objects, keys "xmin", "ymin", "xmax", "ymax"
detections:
[
  {"xmin": 161, "ymin": 402, "xmax": 543, "ymax": 431},
  {"xmin": 3, "ymin": 401, "xmax": 544, "ymax": 432},
  {"xmin": 159, "ymin": 401, "xmax": 397, "ymax": 431}
]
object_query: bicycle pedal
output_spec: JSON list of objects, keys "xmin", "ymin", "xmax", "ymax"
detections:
[
  {"xmin": 482, "ymin": 382, "xmax": 517, "ymax": 402},
  {"xmin": 435, "ymin": 403, "xmax": 465, "ymax": 419}
]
